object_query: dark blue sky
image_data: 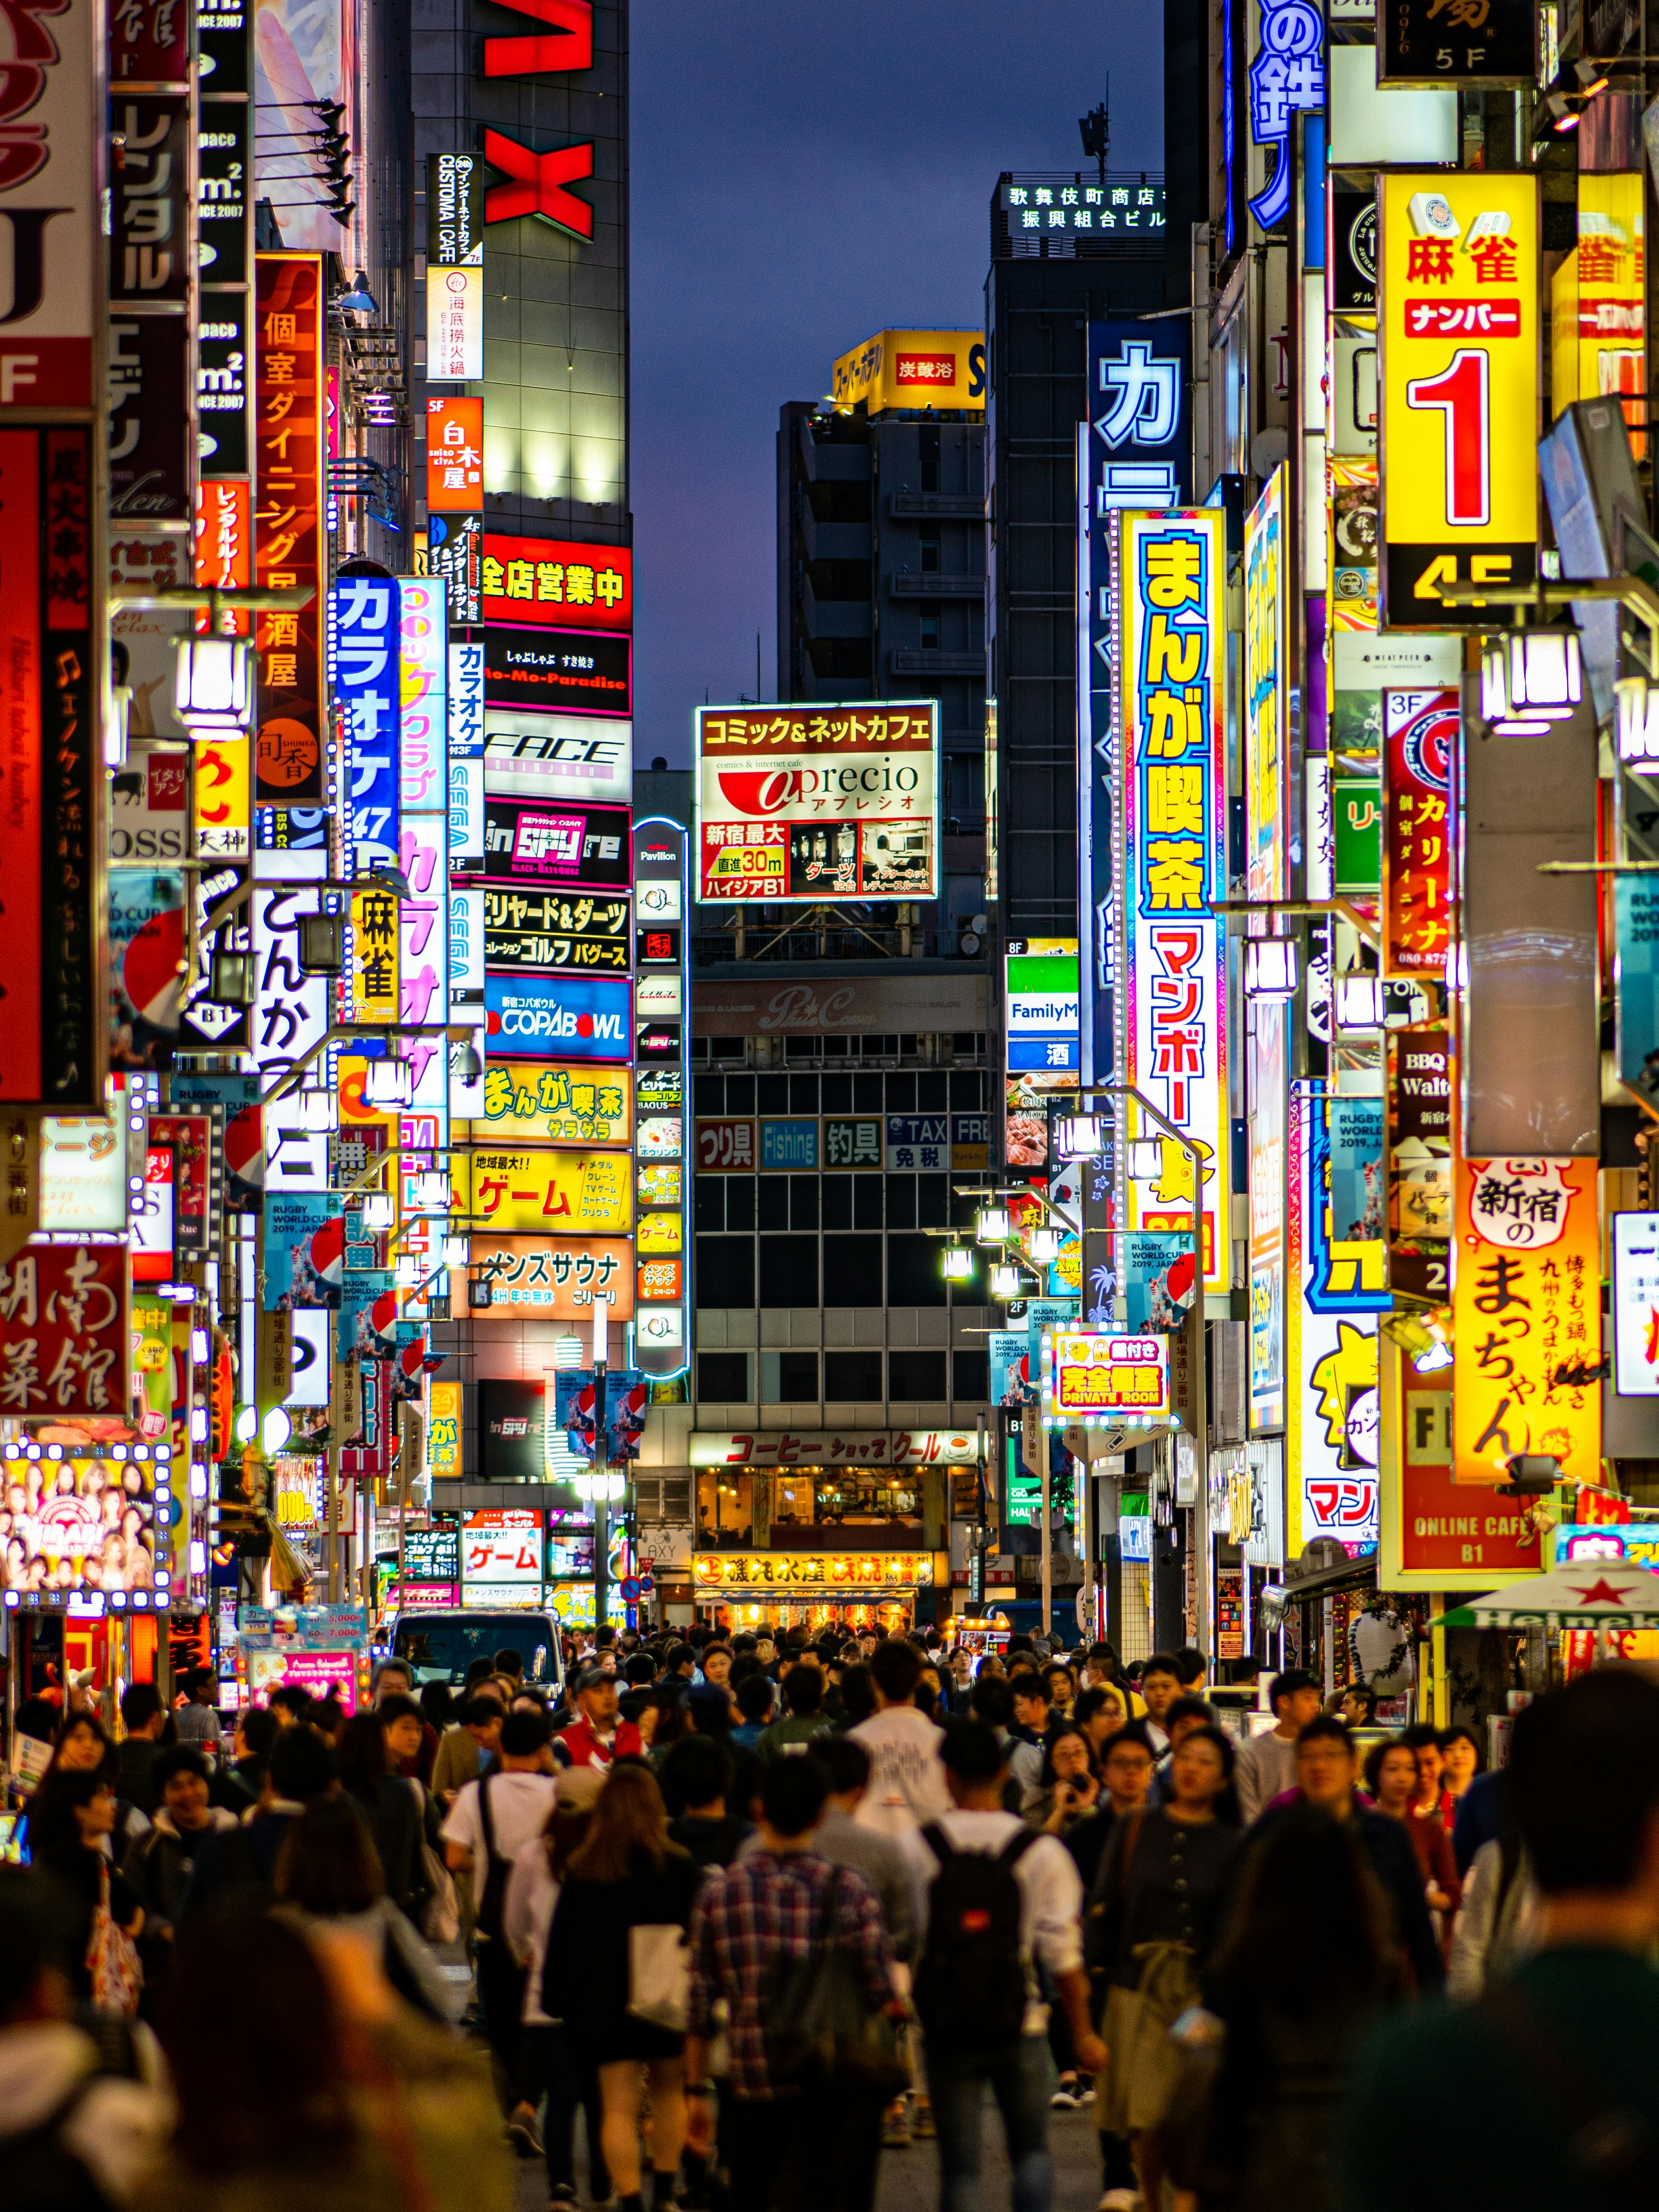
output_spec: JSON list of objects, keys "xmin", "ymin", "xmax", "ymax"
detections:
[{"xmin": 629, "ymin": 1, "xmax": 1164, "ymax": 767}]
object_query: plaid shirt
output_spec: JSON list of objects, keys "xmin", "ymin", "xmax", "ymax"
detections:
[{"xmin": 688, "ymin": 1846, "xmax": 894, "ymax": 2100}]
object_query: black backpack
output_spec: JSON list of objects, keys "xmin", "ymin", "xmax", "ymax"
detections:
[
  {"xmin": 474, "ymin": 1772, "xmax": 513, "ymax": 1942},
  {"xmin": 914, "ymin": 1823, "xmax": 1041, "ymax": 2051},
  {"xmin": 0, "ymin": 2017, "xmax": 145, "ymax": 2212}
]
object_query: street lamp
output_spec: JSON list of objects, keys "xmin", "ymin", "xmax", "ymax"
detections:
[
  {"xmin": 173, "ymin": 634, "xmax": 254, "ymax": 733},
  {"xmin": 1243, "ymin": 935, "xmax": 1300, "ymax": 999},
  {"xmin": 976, "ymin": 1204, "xmax": 1012, "ymax": 1243},
  {"xmin": 1055, "ymin": 1114, "xmax": 1105, "ymax": 1160},
  {"xmin": 941, "ymin": 1246, "xmax": 975, "ymax": 1282},
  {"xmin": 363, "ymin": 1057, "xmax": 413, "ymax": 1108}
]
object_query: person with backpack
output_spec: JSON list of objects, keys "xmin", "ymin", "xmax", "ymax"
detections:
[
  {"xmin": 439, "ymin": 1707, "xmax": 557, "ymax": 2146},
  {"xmin": 913, "ymin": 1719, "xmax": 1103, "ymax": 2212}
]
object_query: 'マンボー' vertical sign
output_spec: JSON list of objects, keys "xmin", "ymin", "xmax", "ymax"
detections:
[{"xmin": 1115, "ymin": 508, "xmax": 1231, "ymax": 1296}]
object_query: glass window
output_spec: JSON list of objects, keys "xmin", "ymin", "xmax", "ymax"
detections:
[
  {"xmin": 696, "ymin": 1472, "xmax": 754, "ymax": 1548},
  {"xmin": 790, "ymin": 1175, "xmax": 820, "ymax": 1229},
  {"xmin": 824, "ymin": 1349, "xmax": 883, "ymax": 1400},
  {"xmin": 725, "ymin": 1176, "xmax": 755, "ymax": 1231},
  {"xmin": 853, "ymin": 1177, "xmax": 884, "ymax": 1230},
  {"xmin": 757, "ymin": 1177, "xmax": 789, "ymax": 1231},
  {"xmin": 822, "ymin": 1174, "xmax": 853, "ymax": 1230}
]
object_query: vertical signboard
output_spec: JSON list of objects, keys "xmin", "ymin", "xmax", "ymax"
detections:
[
  {"xmin": 253, "ymin": 256, "xmax": 325, "ymax": 803},
  {"xmin": 1244, "ymin": 468, "xmax": 1289, "ymax": 903},
  {"xmin": 398, "ymin": 579, "xmax": 451, "ymax": 1116},
  {"xmin": 1379, "ymin": 1348, "xmax": 1543, "ymax": 1588},
  {"xmin": 1452, "ymin": 1156, "xmax": 1601, "ymax": 1484},
  {"xmin": 1286, "ymin": 1084, "xmax": 1380, "ymax": 1560},
  {"xmin": 426, "ymin": 154, "xmax": 484, "ymax": 381},
  {"xmin": 1381, "ymin": 687, "xmax": 1457, "ymax": 977},
  {"xmin": 0, "ymin": 0, "xmax": 97, "ymax": 409},
  {"xmin": 633, "ymin": 817, "xmax": 685, "ymax": 1375},
  {"xmin": 0, "ymin": 430, "xmax": 100, "ymax": 1105},
  {"xmin": 1116, "ymin": 507, "xmax": 1231, "ymax": 1296},
  {"xmin": 1087, "ymin": 321, "xmax": 1193, "ymax": 511},
  {"xmin": 330, "ymin": 576, "xmax": 400, "ymax": 875},
  {"xmin": 1381, "ymin": 173, "xmax": 1539, "ymax": 622}
]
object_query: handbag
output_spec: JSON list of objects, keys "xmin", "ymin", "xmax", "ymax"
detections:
[
  {"xmin": 764, "ymin": 1870, "xmax": 908, "ymax": 2100},
  {"xmin": 87, "ymin": 1858, "xmax": 142, "ymax": 2017},
  {"xmin": 628, "ymin": 1923, "xmax": 690, "ymax": 2033}
]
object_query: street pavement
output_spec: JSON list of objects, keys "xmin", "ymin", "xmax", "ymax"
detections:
[{"xmin": 511, "ymin": 2100, "xmax": 1105, "ymax": 2211}]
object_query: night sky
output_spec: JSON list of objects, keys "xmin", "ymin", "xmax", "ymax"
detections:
[{"xmin": 630, "ymin": 1, "xmax": 1165, "ymax": 767}]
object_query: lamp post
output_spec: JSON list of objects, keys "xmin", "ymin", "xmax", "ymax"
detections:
[{"xmin": 1063, "ymin": 1082, "xmax": 1211, "ymax": 1657}]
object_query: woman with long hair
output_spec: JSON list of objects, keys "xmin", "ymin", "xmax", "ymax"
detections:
[
  {"xmin": 274, "ymin": 1793, "xmax": 450, "ymax": 2023},
  {"xmin": 336, "ymin": 1710, "xmax": 430, "ymax": 1924},
  {"xmin": 25, "ymin": 1766, "xmax": 145, "ymax": 2008},
  {"xmin": 1165, "ymin": 1806, "xmax": 1402, "ymax": 2212},
  {"xmin": 1364, "ymin": 1738, "xmax": 1461, "ymax": 1960},
  {"xmin": 136, "ymin": 1897, "xmax": 514, "ymax": 2212},
  {"xmin": 540, "ymin": 1762, "xmax": 702, "ymax": 2212},
  {"xmin": 1088, "ymin": 1725, "xmax": 1242, "ymax": 2211}
]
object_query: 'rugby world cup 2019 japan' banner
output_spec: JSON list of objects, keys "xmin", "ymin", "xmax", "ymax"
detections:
[{"xmin": 1115, "ymin": 508, "xmax": 1231, "ymax": 1296}]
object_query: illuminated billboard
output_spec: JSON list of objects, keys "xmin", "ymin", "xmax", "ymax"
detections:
[
  {"xmin": 831, "ymin": 329, "xmax": 986, "ymax": 416},
  {"xmin": 695, "ymin": 703, "xmax": 939, "ymax": 906}
]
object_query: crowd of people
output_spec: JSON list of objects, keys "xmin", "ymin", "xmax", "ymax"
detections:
[{"xmin": 4, "ymin": 1619, "xmax": 1659, "ymax": 2212}]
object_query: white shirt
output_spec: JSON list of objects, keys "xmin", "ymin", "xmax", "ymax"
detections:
[
  {"xmin": 503, "ymin": 1837, "xmax": 561, "ymax": 2024},
  {"xmin": 439, "ymin": 1770, "xmax": 558, "ymax": 1868},
  {"xmin": 910, "ymin": 1809, "xmax": 1084, "ymax": 1995},
  {"xmin": 849, "ymin": 1706, "xmax": 952, "ymax": 1836}
]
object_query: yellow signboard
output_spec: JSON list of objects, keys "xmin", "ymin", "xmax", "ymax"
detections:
[
  {"xmin": 1245, "ymin": 467, "xmax": 1288, "ymax": 901},
  {"xmin": 469, "ymin": 1062, "xmax": 633, "ymax": 1147},
  {"xmin": 1452, "ymin": 1157, "xmax": 1601, "ymax": 1485},
  {"xmin": 350, "ymin": 887, "xmax": 400, "ymax": 1024},
  {"xmin": 1550, "ymin": 173, "xmax": 1644, "ymax": 458},
  {"xmin": 192, "ymin": 735, "xmax": 251, "ymax": 860},
  {"xmin": 461, "ymin": 1147, "xmax": 632, "ymax": 1235},
  {"xmin": 428, "ymin": 1378, "xmax": 461, "ymax": 1478},
  {"xmin": 830, "ymin": 329, "xmax": 985, "ymax": 416},
  {"xmin": 1381, "ymin": 173, "xmax": 1539, "ymax": 624}
]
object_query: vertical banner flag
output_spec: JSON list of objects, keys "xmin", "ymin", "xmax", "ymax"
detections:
[
  {"xmin": 1381, "ymin": 174, "xmax": 1539, "ymax": 623},
  {"xmin": 1115, "ymin": 507, "xmax": 1231, "ymax": 1296},
  {"xmin": 1452, "ymin": 1157, "xmax": 1602, "ymax": 1484}
]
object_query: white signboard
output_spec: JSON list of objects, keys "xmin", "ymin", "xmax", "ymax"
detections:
[{"xmin": 1613, "ymin": 1212, "xmax": 1659, "ymax": 1397}]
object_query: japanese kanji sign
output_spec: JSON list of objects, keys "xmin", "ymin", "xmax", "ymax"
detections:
[
  {"xmin": 0, "ymin": 0, "xmax": 96, "ymax": 410},
  {"xmin": 1381, "ymin": 175, "xmax": 1539, "ymax": 623},
  {"xmin": 1453, "ymin": 1157, "xmax": 1602, "ymax": 1484},
  {"xmin": 425, "ymin": 162, "xmax": 483, "ymax": 382},
  {"xmin": 482, "ymin": 533, "xmax": 632, "ymax": 632},
  {"xmin": 1286, "ymin": 1083, "xmax": 1380, "ymax": 1558},
  {"xmin": 253, "ymin": 256, "xmax": 325, "ymax": 801},
  {"xmin": 331, "ymin": 575, "xmax": 399, "ymax": 875},
  {"xmin": 1379, "ymin": 1353, "xmax": 1542, "ymax": 1587},
  {"xmin": 1551, "ymin": 173, "xmax": 1645, "ymax": 456},
  {"xmin": 1383, "ymin": 688, "xmax": 1457, "ymax": 976},
  {"xmin": 1115, "ymin": 508, "xmax": 1231, "ymax": 1296},
  {"xmin": 1245, "ymin": 469, "xmax": 1288, "ymax": 903},
  {"xmin": 1089, "ymin": 320, "xmax": 1192, "ymax": 512},
  {"xmin": 1249, "ymin": 0, "xmax": 1325, "ymax": 231},
  {"xmin": 0, "ymin": 1246, "xmax": 126, "ymax": 1416},
  {"xmin": 688, "ymin": 1430, "xmax": 980, "ymax": 1467},
  {"xmin": 696, "ymin": 1119, "xmax": 755, "ymax": 1171},
  {"xmin": 1379, "ymin": 0, "xmax": 1536, "ymax": 86},
  {"xmin": 0, "ymin": 428, "xmax": 100, "ymax": 1106},
  {"xmin": 695, "ymin": 703, "xmax": 940, "ymax": 905},
  {"xmin": 1388, "ymin": 1028, "xmax": 1453, "ymax": 1304},
  {"xmin": 482, "ymin": 888, "xmax": 631, "ymax": 973},
  {"xmin": 1042, "ymin": 1330, "xmax": 1171, "ymax": 1420},
  {"xmin": 426, "ymin": 397, "xmax": 483, "ymax": 513},
  {"xmin": 462, "ymin": 1235, "xmax": 635, "ymax": 1318}
]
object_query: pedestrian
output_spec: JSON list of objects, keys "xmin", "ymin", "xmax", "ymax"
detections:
[
  {"xmin": 114, "ymin": 1684, "xmax": 171, "ymax": 1816},
  {"xmin": 804, "ymin": 1734, "xmax": 924, "ymax": 1968},
  {"xmin": 1164, "ymin": 1805, "xmax": 1402, "ymax": 2212},
  {"xmin": 686, "ymin": 1754, "xmax": 897, "ymax": 2212},
  {"xmin": 1082, "ymin": 1643, "xmax": 1144, "ymax": 1717},
  {"xmin": 850, "ymin": 1639, "xmax": 953, "ymax": 1836},
  {"xmin": 1344, "ymin": 1668, "xmax": 1659, "ymax": 2212},
  {"xmin": 439, "ymin": 1707, "xmax": 557, "ymax": 2123},
  {"xmin": 378, "ymin": 1684, "xmax": 439, "ymax": 1792},
  {"xmin": 1445, "ymin": 1816, "xmax": 1542, "ymax": 2002},
  {"xmin": 180, "ymin": 1723, "xmax": 337, "ymax": 1915},
  {"xmin": 1135, "ymin": 1655, "xmax": 1184, "ymax": 1757},
  {"xmin": 1041, "ymin": 1663, "xmax": 1077, "ymax": 1721},
  {"xmin": 121, "ymin": 1745, "xmax": 236, "ymax": 2019},
  {"xmin": 1439, "ymin": 1725, "xmax": 1483, "ymax": 1806},
  {"xmin": 25, "ymin": 1768, "xmax": 146, "ymax": 2013},
  {"xmin": 139, "ymin": 1896, "xmax": 513, "ymax": 2212},
  {"xmin": 1147, "ymin": 1696, "xmax": 1222, "ymax": 1806},
  {"xmin": 1336, "ymin": 1682, "xmax": 1379, "ymax": 1731},
  {"xmin": 1174, "ymin": 1649, "xmax": 1209, "ymax": 1696},
  {"xmin": 432, "ymin": 1690, "xmax": 505, "ymax": 1809},
  {"xmin": 0, "ymin": 1866, "xmax": 170, "ymax": 2206},
  {"xmin": 700, "ymin": 1643, "xmax": 735, "ymax": 1702},
  {"xmin": 1231, "ymin": 1669, "xmax": 1322, "ymax": 1825},
  {"xmin": 420, "ymin": 1680, "xmax": 456, "ymax": 1736},
  {"xmin": 208, "ymin": 1704, "xmax": 276, "ymax": 1814},
  {"xmin": 541, "ymin": 1763, "xmax": 701, "ymax": 2212},
  {"xmin": 757, "ymin": 1662, "xmax": 834, "ymax": 1759},
  {"xmin": 662, "ymin": 1733, "xmax": 752, "ymax": 1864},
  {"xmin": 730, "ymin": 1672, "xmax": 774, "ymax": 1751},
  {"xmin": 273, "ymin": 1793, "xmax": 452, "ymax": 2023},
  {"xmin": 1009, "ymin": 1671, "xmax": 1053, "ymax": 1770},
  {"xmin": 1364, "ymin": 1737, "xmax": 1461, "ymax": 1960},
  {"xmin": 268, "ymin": 1684, "xmax": 312, "ymax": 1728},
  {"xmin": 336, "ymin": 1710, "xmax": 431, "ymax": 1924},
  {"xmin": 913, "ymin": 1718, "xmax": 1104, "ymax": 2212},
  {"xmin": 554, "ymin": 1665, "xmax": 644, "ymax": 1770},
  {"xmin": 971, "ymin": 1672, "xmax": 1040, "ymax": 1809},
  {"xmin": 1065, "ymin": 1724, "xmax": 1155, "ymax": 1897},
  {"xmin": 38, "ymin": 1708, "xmax": 116, "ymax": 1789},
  {"xmin": 1252, "ymin": 1717, "xmax": 1443, "ymax": 1993},
  {"xmin": 1087, "ymin": 1724, "xmax": 1242, "ymax": 2210},
  {"xmin": 1073, "ymin": 1685, "xmax": 1129, "ymax": 1764},
  {"xmin": 172, "ymin": 1669, "xmax": 222, "ymax": 1750},
  {"xmin": 503, "ymin": 1765, "xmax": 609, "ymax": 2209},
  {"xmin": 1023, "ymin": 1722, "xmax": 1100, "ymax": 1838},
  {"xmin": 1401, "ymin": 1722, "xmax": 1456, "ymax": 1834},
  {"xmin": 840, "ymin": 1661, "xmax": 877, "ymax": 1730}
]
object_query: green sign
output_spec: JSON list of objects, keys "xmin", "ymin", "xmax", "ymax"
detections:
[{"xmin": 1332, "ymin": 776, "xmax": 1382, "ymax": 896}]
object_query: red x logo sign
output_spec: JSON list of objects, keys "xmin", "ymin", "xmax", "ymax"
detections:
[{"xmin": 483, "ymin": 129, "xmax": 593, "ymax": 239}]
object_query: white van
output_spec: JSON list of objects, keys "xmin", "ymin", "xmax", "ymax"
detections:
[{"xmin": 389, "ymin": 1608, "xmax": 565, "ymax": 1697}]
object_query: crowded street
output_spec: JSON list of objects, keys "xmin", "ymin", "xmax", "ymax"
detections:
[{"xmin": 7, "ymin": 0, "xmax": 1659, "ymax": 2205}]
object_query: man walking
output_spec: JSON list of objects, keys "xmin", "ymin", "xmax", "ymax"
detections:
[{"xmin": 1232, "ymin": 1669, "xmax": 1321, "ymax": 1823}]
